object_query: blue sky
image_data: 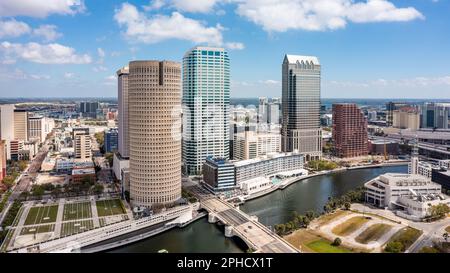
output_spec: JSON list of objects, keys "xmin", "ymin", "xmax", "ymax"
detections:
[{"xmin": 0, "ymin": 0, "xmax": 449, "ymax": 99}]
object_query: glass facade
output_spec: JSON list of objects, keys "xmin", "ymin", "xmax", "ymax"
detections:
[{"xmin": 182, "ymin": 47, "xmax": 230, "ymax": 175}]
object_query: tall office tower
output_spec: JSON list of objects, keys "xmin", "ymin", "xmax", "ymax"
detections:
[
  {"xmin": 13, "ymin": 110, "xmax": 28, "ymax": 141},
  {"xmin": 267, "ymin": 98, "xmax": 280, "ymax": 125},
  {"xmin": 332, "ymin": 104, "xmax": 368, "ymax": 158},
  {"xmin": 0, "ymin": 140, "xmax": 5, "ymax": 180},
  {"xmin": 117, "ymin": 66, "xmax": 130, "ymax": 158},
  {"xmin": 281, "ymin": 55, "xmax": 322, "ymax": 160},
  {"xmin": 386, "ymin": 102, "xmax": 409, "ymax": 126},
  {"xmin": 129, "ymin": 60, "xmax": 182, "ymax": 207},
  {"xmin": 182, "ymin": 46, "xmax": 230, "ymax": 175},
  {"xmin": 28, "ymin": 115, "xmax": 45, "ymax": 143},
  {"xmin": 258, "ymin": 97, "xmax": 268, "ymax": 124},
  {"xmin": 420, "ymin": 102, "xmax": 450, "ymax": 129},
  {"xmin": 73, "ymin": 128, "xmax": 91, "ymax": 159},
  {"xmin": 0, "ymin": 104, "xmax": 15, "ymax": 141}
]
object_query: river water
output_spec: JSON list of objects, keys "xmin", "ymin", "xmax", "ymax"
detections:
[{"xmin": 110, "ymin": 165, "xmax": 407, "ymax": 253}]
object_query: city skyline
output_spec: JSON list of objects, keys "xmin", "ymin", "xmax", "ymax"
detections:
[{"xmin": 0, "ymin": 0, "xmax": 449, "ymax": 99}]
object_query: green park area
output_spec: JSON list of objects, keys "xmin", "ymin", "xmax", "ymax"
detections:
[
  {"xmin": 306, "ymin": 239, "xmax": 352, "ymax": 253},
  {"xmin": 20, "ymin": 224, "xmax": 55, "ymax": 235},
  {"xmin": 384, "ymin": 227, "xmax": 422, "ymax": 253},
  {"xmin": 61, "ymin": 220, "xmax": 94, "ymax": 237},
  {"xmin": 63, "ymin": 202, "xmax": 92, "ymax": 221},
  {"xmin": 24, "ymin": 205, "xmax": 58, "ymax": 225},
  {"xmin": 96, "ymin": 199, "xmax": 126, "ymax": 217}
]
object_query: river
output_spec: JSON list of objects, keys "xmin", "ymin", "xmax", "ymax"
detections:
[{"xmin": 109, "ymin": 165, "xmax": 407, "ymax": 253}]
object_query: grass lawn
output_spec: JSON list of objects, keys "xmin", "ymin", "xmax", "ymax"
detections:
[
  {"xmin": 385, "ymin": 227, "xmax": 422, "ymax": 252},
  {"xmin": 332, "ymin": 216, "xmax": 370, "ymax": 236},
  {"xmin": 96, "ymin": 199, "xmax": 125, "ymax": 217},
  {"xmin": 355, "ymin": 224, "xmax": 392, "ymax": 244},
  {"xmin": 20, "ymin": 224, "xmax": 55, "ymax": 235},
  {"xmin": 63, "ymin": 202, "xmax": 92, "ymax": 221},
  {"xmin": 306, "ymin": 239, "xmax": 352, "ymax": 253},
  {"xmin": 61, "ymin": 220, "xmax": 94, "ymax": 237},
  {"xmin": 24, "ymin": 205, "xmax": 59, "ymax": 225}
]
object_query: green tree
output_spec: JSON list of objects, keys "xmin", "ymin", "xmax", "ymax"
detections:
[
  {"xmin": 18, "ymin": 161, "xmax": 28, "ymax": 172},
  {"xmin": 443, "ymin": 232, "xmax": 449, "ymax": 242},
  {"xmin": 344, "ymin": 202, "xmax": 351, "ymax": 210},
  {"xmin": 385, "ymin": 241, "xmax": 404, "ymax": 253},
  {"xmin": 93, "ymin": 184, "xmax": 104, "ymax": 195},
  {"xmin": 332, "ymin": 237, "xmax": 342, "ymax": 246},
  {"xmin": 419, "ymin": 246, "xmax": 439, "ymax": 253},
  {"xmin": 429, "ymin": 204, "xmax": 450, "ymax": 220}
]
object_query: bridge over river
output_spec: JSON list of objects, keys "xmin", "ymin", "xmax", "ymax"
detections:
[{"xmin": 189, "ymin": 186, "xmax": 299, "ymax": 253}]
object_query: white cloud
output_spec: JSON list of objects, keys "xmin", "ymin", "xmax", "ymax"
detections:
[
  {"xmin": 327, "ymin": 75, "xmax": 450, "ymax": 89},
  {"xmin": 170, "ymin": 0, "xmax": 219, "ymax": 13},
  {"xmin": 235, "ymin": 0, "xmax": 424, "ymax": 32},
  {"xmin": 97, "ymin": 48, "xmax": 105, "ymax": 58},
  {"xmin": 143, "ymin": 0, "xmax": 220, "ymax": 13},
  {"xmin": 225, "ymin": 42, "xmax": 245, "ymax": 50},
  {"xmin": 64, "ymin": 72, "xmax": 75, "ymax": 78},
  {"xmin": 32, "ymin": 25, "xmax": 62, "ymax": 42},
  {"xmin": 261, "ymin": 79, "xmax": 280, "ymax": 85},
  {"xmin": 0, "ymin": 68, "xmax": 49, "ymax": 80},
  {"xmin": 0, "ymin": 41, "xmax": 92, "ymax": 64},
  {"xmin": 0, "ymin": 19, "xmax": 31, "ymax": 38},
  {"xmin": 93, "ymin": 65, "xmax": 107, "ymax": 72},
  {"xmin": 0, "ymin": 0, "xmax": 85, "ymax": 18},
  {"xmin": 143, "ymin": 0, "xmax": 167, "ymax": 11},
  {"xmin": 114, "ymin": 3, "xmax": 225, "ymax": 45}
]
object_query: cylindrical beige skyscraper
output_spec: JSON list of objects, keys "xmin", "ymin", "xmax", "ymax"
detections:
[{"xmin": 128, "ymin": 60, "xmax": 182, "ymax": 208}]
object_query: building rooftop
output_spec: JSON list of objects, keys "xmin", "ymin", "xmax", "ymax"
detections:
[
  {"xmin": 373, "ymin": 173, "xmax": 436, "ymax": 187},
  {"xmin": 72, "ymin": 168, "xmax": 95, "ymax": 175},
  {"xmin": 285, "ymin": 54, "xmax": 320, "ymax": 65}
]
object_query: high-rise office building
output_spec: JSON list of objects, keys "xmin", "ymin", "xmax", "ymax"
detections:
[
  {"xmin": 13, "ymin": 109, "xmax": 28, "ymax": 141},
  {"xmin": 73, "ymin": 128, "xmax": 91, "ymax": 159},
  {"xmin": 386, "ymin": 102, "xmax": 409, "ymax": 126},
  {"xmin": 267, "ymin": 98, "xmax": 280, "ymax": 125},
  {"xmin": 28, "ymin": 115, "xmax": 45, "ymax": 143},
  {"xmin": 332, "ymin": 103, "xmax": 368, "ymax": 158},
  {"xmin": 0, "ymin": 140, "xmax": 6, "ymax": 181},
  {"xmin": 393, "ymin": 106, "xmax": 420, "ymax": 130},
  {"xmin": 129, "ymin": 60, "xmax": 182, "ymax": 207},
  {"xmin": 117, "ymin": 66, "xmax": 130, "ymax": 158},
  {"xmin": 281, "ymin": 55, "xmax": 322, "ymax": 160},
  {"xmin": 258, "ymin": 97, "xmax": 268, "ymax": 124},
  {"xmin": 0, "ymin": 104, "xmax": 15, "ymax": 141},
  {"xmin": 79, "ymin": 101, "xmax": 100, "ymax": 119},
  {"xmin": 420, "ymin": 102, "xmax": 450, "ymax": 129},
  {"xmin": 182, "ymin": 46, "xmax": 230, "ymax": 175}
]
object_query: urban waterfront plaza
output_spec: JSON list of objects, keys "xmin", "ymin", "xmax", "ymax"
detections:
[{"xmin": 0, "ymin": 0, "xmax": 450, "ymax": 257}]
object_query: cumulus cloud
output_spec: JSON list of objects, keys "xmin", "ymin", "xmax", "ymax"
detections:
[
  {"xmin": 225, "ymin": 42, "xmax": 245, "ymax": 50},
  {"xmin": 0, "ymin": 42, "xmax": 92, "ymax": 64},
  {"xmin": 114, "ymin": 3, "xmax": 224, "ymax": 45},
  {"xmin": 143, "ymin": 0, "xmax": 220, "ymax": 13},
  {"xmin": 0, "ymin": 19, "xmax": 31, "ymax": 38},
  {"xmin": 32, "ymin": 25, "xmax": 62, "ymax": 42},
  {"xmin": 115, "ymin": 3, "xmax": 243, "ymax": 49},
  {"xmin": 235, "ymin": 0, "xmax": 424, "ymax": 32},
  {"xmin": 0, "ymin": 0, "xmax": 85, "ymax": 18}
]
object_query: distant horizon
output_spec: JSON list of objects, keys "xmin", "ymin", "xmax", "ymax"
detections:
[{"xmin": 1, "ymin": 97, "xmax": 450, "ymax": 100}]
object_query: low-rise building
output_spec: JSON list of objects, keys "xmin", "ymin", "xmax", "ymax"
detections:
[
  {"xmin": 431, "ymin": 168, "xmax": 450, "ymax": 190},
  {"xmin": 368, "ymin": 139, "xmax": 399, "ymax": 156},
  {"xmin": 113, "ymin": 153, "xmax": 129, "ymax": 181},
  {"xmin": 365, "ymin": 173, "xmax": 449, "ymax": 220},
  {"xmin": 203, "ymin": 157, "xmax": 236, "ymax": 192},
  {"xmin": 234, "ymin": 152, "xmax": 304, "ymax": 183},
  {"xmin": 72, "ymin": 167, "xmax": 96, "ymax": 183}
]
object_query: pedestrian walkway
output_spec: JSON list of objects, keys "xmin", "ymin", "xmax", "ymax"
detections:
[
  {"xmin": 53, "ymin": 199, "xmax": 66, "ymax": 238},
  {"xmin": 90, "ymin": 197, "xmax": 100, "ymax": 228}
]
